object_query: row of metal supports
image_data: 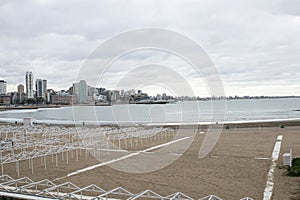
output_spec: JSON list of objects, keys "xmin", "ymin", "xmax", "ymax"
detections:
[
  {"xmin": 0, "ymin": 147, "xmax": 92, "ymax": 178},
  {"xmin": 109, "ymin": 129, "xmax": 175, "ymax": 150}
]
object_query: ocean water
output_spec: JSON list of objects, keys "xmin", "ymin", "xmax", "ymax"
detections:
[{"xmin": 0, "ymin": 98, "xmax": 299, "ymax": 124}]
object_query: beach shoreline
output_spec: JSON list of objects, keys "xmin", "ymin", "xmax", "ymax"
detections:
[{"xmin": 1, "ymin": 117, "xmax": 300, "ymax": 128}]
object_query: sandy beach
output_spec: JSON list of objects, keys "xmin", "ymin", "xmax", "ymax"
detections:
[{"xmin": 0, "ymin": 122, "xmax": 299, "ymax": 199}]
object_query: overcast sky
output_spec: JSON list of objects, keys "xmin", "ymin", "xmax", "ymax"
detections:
[{"xmin": 0, "ymin": 0, "xmax": 299, "ymax": 96}]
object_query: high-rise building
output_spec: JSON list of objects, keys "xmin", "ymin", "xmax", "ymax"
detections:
[
  {"xmin": 17, "ymin": 84, "xmax": 25, "ymax": 103},
  {"xmin": 36, "ymin": 79, "xmax": 47, "ymax": 99},
  {"xmin": 11, "ymin": 92, "xmax": 18, "ymax": 104},
  {"xmin": 43, "ymin": 79, "xmax": 47, "ymax": 98},
  {"xmin": 113, "ymin": 90, "xmax": 121, "ymax": 101},
  {"xmin": 88, "ymin": 86, "xmax": 96, "ymax": 97},
  {"xmin": 73, "ymin": 80, "xmax": 88, "ymax": 103},
  {"xmin": 87, "ymin": 86, "xmax": 96, "ymax": 101},
  {"xmin": 0, "ymin": 80, "xmax": 7, "ymax": 95},
  {"xmin": 25, "ymin": 71, "xmax": 34, "ymax": 99}
]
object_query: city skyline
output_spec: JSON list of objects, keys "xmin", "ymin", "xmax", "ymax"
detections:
[
  {"xmin": 0, "ymin": 1, "xmax": 299, "ymax": 96},
  {"xmin": 0, "ymin": 72, "xmax": 176, "ymax": 98},
  {"xmin": 2, "ymin": 71, "xmax": 299, "ymax": 101}
]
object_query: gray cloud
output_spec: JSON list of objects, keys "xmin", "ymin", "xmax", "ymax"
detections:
[{"xmin": 0, "ymin": 0, "xmax": 299, "ymax": 96}]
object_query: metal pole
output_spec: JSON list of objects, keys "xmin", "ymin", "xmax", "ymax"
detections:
[
  {"xmin": 76, "ymin": 149, "xmax": 78, "ymax": 162},
  {"xmin": 31, "ymin": 158, "xmax": 34, "ymax": 174},
  {"xmin": 1, "ymin": 163, "xmax": 3, "ymax": 175},
  {"xmin": 66, "ymin": 151, "xmax": 69, "ymax": 164},
  {"xmin": 44, "ymin": 156, "xmax": 46, "ymax": 170},
  {"xmin": 16, "ymin": 160, "xmax": 20, "ymax": 177}
]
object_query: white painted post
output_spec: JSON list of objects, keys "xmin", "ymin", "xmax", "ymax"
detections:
[{"xmin": 259, "ymin": 125, "xmax": 261, "ymax": 133}]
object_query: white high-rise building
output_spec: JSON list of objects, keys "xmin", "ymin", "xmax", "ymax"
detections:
[
  {"xmin": 36, "ymin": 79, "xmax": 47, "ymax": 99},
  {"xmin": 25, "ymin": 71, "xmax": 34, "ymax": 99},
  {"xmin": 73, "ymin": 80, "xmax": 88, "ymax": 103},
  {"xmin": 0, "ymin": 80, "xmax": 7, "ymax": 95}
]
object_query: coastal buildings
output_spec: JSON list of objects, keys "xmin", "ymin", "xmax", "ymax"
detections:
[
  {"xmin": 17, "ymin": 84, "xmax": 25, "ymax": 103},
  {"xmin": 88, "ymin": 86, "xmax": 96, "ymax": 102},
  {"xmin": 0, "ymin": 95, "xmax": 10, "ymax": 105},
  {"xmin": 36, "ymin": 79, "xmax": 47, "ymax": 99},
  {"xmin": 0, "ymin": 80, "xmax": 7, "ymax": 95},
  {"xmin": 0, "ymin": 80, "xmax": 9, "ymax": 105},
  {"xmin": 51, "ymin": 93, "xmax": 76, "ymax": 105},
  {"xmin": 94, "ymin": 93, "xmax": 107, "ymax": 102},
  {"xmin": 73, "ymin": 80, "xmax": 88, "ymax": 103},
  {"xmin": 25, "ymin": 71, "xmax": 34, "ymax": 99},
  {"xmin": 11, "ymin": 92, "xmax": 18, "ymax": 104},
  {"xmin": 1, "ymin": 72, "xmax": 173, "ymax": 106}
]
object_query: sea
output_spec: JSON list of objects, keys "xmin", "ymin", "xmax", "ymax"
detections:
[{"xmin": 0, "ymin": 98, "xmax": 299, "ymax": 125}]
